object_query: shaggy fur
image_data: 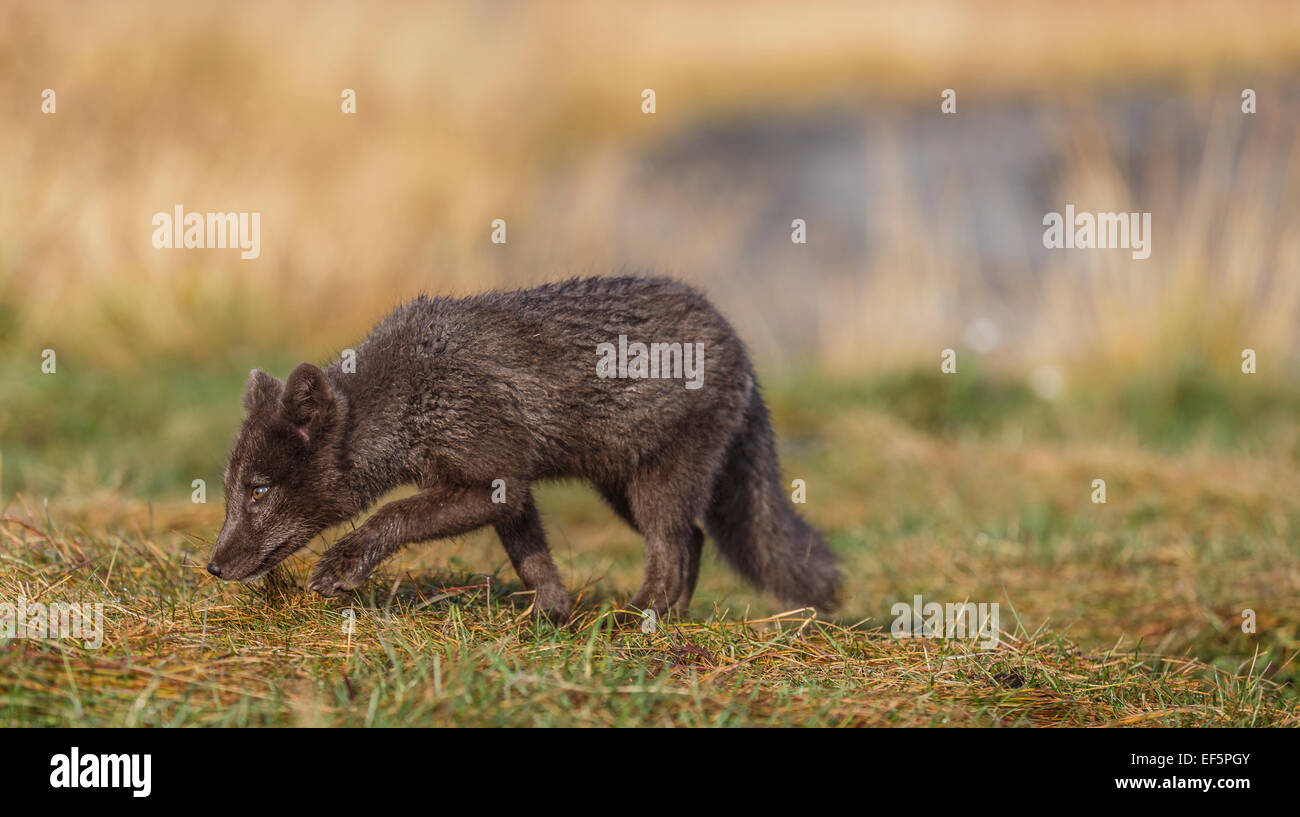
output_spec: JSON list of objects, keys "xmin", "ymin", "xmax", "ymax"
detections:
[{"xmin": 208, "ymin": 276, "xmax": 839, "ymax": 621}]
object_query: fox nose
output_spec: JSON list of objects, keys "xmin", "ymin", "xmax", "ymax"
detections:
[{"xmin": 207, "ymin": 561, "xmax": 223, "ymax": 577}]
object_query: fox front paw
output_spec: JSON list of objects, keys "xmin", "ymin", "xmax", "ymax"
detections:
[{"xmin": 309, "ymin": 548, "xmax": 371, "ymax": 597}]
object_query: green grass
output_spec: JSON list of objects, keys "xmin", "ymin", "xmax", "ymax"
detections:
[
  {"xmin": 0, "ymin": 549, "xmax": 1289, "ymax": 727},
  {"xmin": 0, "ymin": 357, "xmax": 296, "ymax": 496},
  {"xmin": 1, "ymin": 361, "xmax": 1297, "ymax": 726}
]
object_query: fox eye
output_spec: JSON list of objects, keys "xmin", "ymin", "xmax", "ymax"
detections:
[{"xmin": 250, "ymin": 486, "xmax": 269, "ymax": 503}]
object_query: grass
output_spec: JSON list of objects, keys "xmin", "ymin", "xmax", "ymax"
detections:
[
  {"xmin": 1, "ymin": 576, "xmax": 1287, "ymax": 727},
  {"xmin": 2, "ymin": 365, "xmax": 1297, "ymax": 727},
  {"xmin": 1, "ymin": 525, "xmax": 1292, "ymax": 727}
]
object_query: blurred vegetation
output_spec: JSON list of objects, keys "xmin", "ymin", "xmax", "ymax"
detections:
[
  {"xmin": 2, "ymin": 0, "xmax": 1300, "ymax": 373},
  {"xmin": 5, "ymin": 354, "xmax": 1300, "ymax": 498}
]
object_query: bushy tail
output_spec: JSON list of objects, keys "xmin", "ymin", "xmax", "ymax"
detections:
[{"xmin": 705, "ymin": 383, "xmax": 840, "ymax": 611}]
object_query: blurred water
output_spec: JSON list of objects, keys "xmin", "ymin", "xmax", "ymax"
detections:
[
  {"xmin": 535, "ymin": 87, "xmax": 1297, "ymax": 361},
  {"xmin": 641, "ymin": 91, "xmax": 1284, "ymax": 266}
]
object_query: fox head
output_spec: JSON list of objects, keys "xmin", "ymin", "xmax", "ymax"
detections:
[{"xmin": 207, "ymin": 363, "xmax": 353, "ymax": 581}]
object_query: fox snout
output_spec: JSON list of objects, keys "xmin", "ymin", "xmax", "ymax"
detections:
[
  {"xmin": 208, "ymin": 517, "xmax": 317, "ymax": 582},
  {"xmin": 207, "ymin": 523, "xmax": 274, "ymax": 582},
  {"xmin": 207, "ymin": 526, "xmax": 245, "ymax": 580}
]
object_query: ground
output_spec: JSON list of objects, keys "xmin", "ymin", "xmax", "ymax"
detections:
[{"xmin": 3, "ymin": 366, "xmax": 1296, "ymax": 727}]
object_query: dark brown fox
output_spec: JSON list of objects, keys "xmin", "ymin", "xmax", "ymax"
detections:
[{"xmin": 208, "ymin": 276, "xmax": 838, "ymax": 622}]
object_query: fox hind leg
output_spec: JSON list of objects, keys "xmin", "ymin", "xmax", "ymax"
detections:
[
  {"xmin": 624, "ymin": 452, "xmax": 720, "ymax": 620},
  {"xmin": 600, "ymin": 481, "xmax": 703, "ymax": 619},
  {"xmin": 673, "ymin": 525, "xmax": 704, "ymax": 616}
]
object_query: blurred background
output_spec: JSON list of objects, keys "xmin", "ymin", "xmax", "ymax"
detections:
[{"xmin": 1, "ymin": 1, "xmax": 1298, "ymax": 677}]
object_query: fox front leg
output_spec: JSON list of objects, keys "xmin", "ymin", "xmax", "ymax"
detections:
[{"xmin": 308, "ymin": 482, "xmax": 523, "ymax": 597}]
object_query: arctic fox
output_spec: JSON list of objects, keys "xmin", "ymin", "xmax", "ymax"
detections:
[{"xmin": 207, "ymin": 276, "xmax": 839, "ymax": 622}]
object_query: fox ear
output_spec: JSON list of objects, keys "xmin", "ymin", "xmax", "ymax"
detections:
[
  {"xmin": 243, "ymin": 369, "xmax": 284, "ymax": 415},
  {"xmin": 280, "ymin": 363, "xmax": 335, "ymax": 443}
]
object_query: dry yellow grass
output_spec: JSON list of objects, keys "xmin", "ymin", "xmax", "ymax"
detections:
[
  {"xmin": 4, "ymin": 505, "xmax": 1294, "ymax": 727},
  {"xmin": 2, "ymin": 0, "xmax": 1298, "ymax": 374}
]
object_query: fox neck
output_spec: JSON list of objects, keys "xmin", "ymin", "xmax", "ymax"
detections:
[{"xmin": 324, "ymin": 368, "xmax": 407, "ymax": 516}]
